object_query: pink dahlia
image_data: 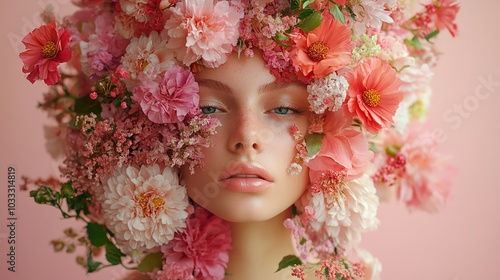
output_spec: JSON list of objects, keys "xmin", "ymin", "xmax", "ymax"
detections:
[
  {"xmin": 164, "ymin": 0, "xmax": 243, "ymax": 68},
  {"xmin": 98, "ymin": 164, "xmax": 189, "ymax": 252},
  {"xmin": 306, "ymin": 110, "xmax": 373, "ymax": 180},
  {"xmin": 373, "ymin": 124, "xmax": 455, "ymax": 212},
  {"xmin": 133, "ymin": 65, "xmax": 200, "ymax": 124},
  {"xmin": 19, "ymin": 21, "xmax": 72, "ymax": 85},
  {"xmin": 290, "ymin": 11, "xmax": 352, "ymax": 79},
  {"xmin": 343, "ymin": 58, "xmax": 404, "ymax": 134},
  {"xmin": 161, "ymin": 206, "xmax": 232, "ymax": 280}
]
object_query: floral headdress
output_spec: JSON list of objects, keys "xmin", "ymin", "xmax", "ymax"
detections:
[{"xmin": 20, "ymin": 0, "xmax": 459, "ymax": 279}]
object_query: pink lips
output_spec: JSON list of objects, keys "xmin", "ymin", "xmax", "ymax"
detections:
[{"xmin": 218, "ymin": 162, "xmax": 273, "ymax": 193}]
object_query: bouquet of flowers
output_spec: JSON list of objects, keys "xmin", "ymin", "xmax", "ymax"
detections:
[{"xmin": 19, "ymin": 0, "xmax": 459, "ymax": 279}]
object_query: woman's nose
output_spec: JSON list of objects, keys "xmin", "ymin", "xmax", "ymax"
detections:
[{"xmin": 227, "ymin": 109, "xmax": 267, "ymax": 154}]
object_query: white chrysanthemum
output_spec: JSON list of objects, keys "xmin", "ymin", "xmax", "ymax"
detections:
[
  {"xmin": 99, "ymin": 164, "xmax": 189, "ymax": 252},
  {"xmin": 307, "ymin": 73, "xmax": 348, "ymax": 114},
  {"xmin": 305, "ymin": 174, "xmax": 380, "ymax": 249}
]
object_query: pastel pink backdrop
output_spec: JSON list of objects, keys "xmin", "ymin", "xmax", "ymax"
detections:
[{"xmin": 1, "ymin": 1, "xmax": 499, "ymax": 279}]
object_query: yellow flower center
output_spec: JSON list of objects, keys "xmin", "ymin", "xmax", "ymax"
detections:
[
  {"xmin": 307, "ymin": 41, "xmax": 330, "ymax": 61},
  {"xmin": 136, "ymin": 191, "xmax": 164, "ymax": 217},
  {"xmin": 138, "ymin": 59, "xmax": 148, "ymax": 71},
  {"xmin": 42, "ymin": 41, "xmax": 58, "ymax": 59},
  {"xmin": 362, "ymin": 89, "xmax": 381, "ymax": 107}
]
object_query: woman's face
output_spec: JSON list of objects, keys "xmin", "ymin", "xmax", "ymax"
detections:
[{"xmin": 181, "ymin": 52, "xmax": 310, "ymax": 223}]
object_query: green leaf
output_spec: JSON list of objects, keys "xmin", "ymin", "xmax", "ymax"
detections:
[
  {"xmin": 404, "ymin": 36, "xmax": 422, "ymax": 48},
  {"xmin": 105, "ymin": 243, "xmax": 125, "ymax": 265},
  {"xmin": 276, "ymin": 255, "xmax": 302, "ymax": 272},
  {"xmin": 60, "ymin": 182, "xmax": 75, "ymax": 199},
  {"xmin": 73, "ymin": 95, "xmax": 102, "ymax": 117},
  {"xmin": 291, "ymin": 0, "xmax": 301, "ymax": 10},
  {"xmin": 305, "ymin": 133, "xmax": 324, "ymax": 157},
  {"xmin": 385, "ymin": 145, "xmax": 400, "ymax": 157},
  {"xmin": 86, "ymin": 252, "xmax": 102, "ymax": 273},
  {"xmin": 137, "ymin": 252, "xmax": 163, "ymax": 273},
  {"xmin": 297, "ymin": 8, "xmax": 313, "ymax": 20},
  {"xmin": 330, "ymin": 5, "xmax": 346, "ymax": 24},
  {"xmin": 297, "ymin": 11, "xmax": 323, "ymax": 33},
  {"xmin": 86, "ymin": 222, "xmax": 109, "ymax": 247},
  {"xmin": 302, "ymin": 0, "xmax": 315, "ymax": 9},
  {"xmin": 425, "ymin": 29, "xmax": 440, "ymax": 41}
]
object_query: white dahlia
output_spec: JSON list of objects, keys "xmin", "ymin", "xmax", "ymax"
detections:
[
  {"xmin": 303, "ymin": 174, "xmax": 380, "ymax": 249},
  {"xmin": 99, "ymin": 164, "xmax": 189, "ymax": 252}
]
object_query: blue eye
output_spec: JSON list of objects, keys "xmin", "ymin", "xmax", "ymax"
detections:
[
  {"xmin": 200, "ymin": 106, "xmax": 218, "ymax": 114},
  {"xmin": 273, "ymin": 107, "xmax": 291, "ymax": 114}
]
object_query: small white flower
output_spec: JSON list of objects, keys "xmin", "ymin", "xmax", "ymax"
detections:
[{"xmin": 307, "ymin": 73, "xmax": 349, "ymax": 114}]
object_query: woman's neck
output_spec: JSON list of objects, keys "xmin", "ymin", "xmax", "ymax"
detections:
[{"xmin": 224, "ymin": 207, "xmax": 295, "ymax": 280}]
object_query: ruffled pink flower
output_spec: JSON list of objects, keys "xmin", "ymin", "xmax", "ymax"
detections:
[
  {"xmin": 343, "ymin": 57, "xmax": 404, "ymax": 134},
  {"xmin": 373, "ymin": 124, "xmax": 455, "ymax": 212},
  {"xmin": 290, "ymin": 11, "xmax": 352, "ymax": 79},
  {"xmin": 133, "ymin": 65, "xmax": 200, "ymax": 123},
  {"xmin": 164, "ymin": 0, "xmax": 243, "ymax": 68},
  {"xmin": 161, "ymin": 206, "xmax": 232, "ymax": 280},
  {"xmin": 19, "ymin": 21, "xmax": 72, "ymax": 85},
  {"xmin": 97, "ymin": 164, "xmax": 189, "ymax": 252},
  {"xmin": 306, "ymin": 111, "xmax": 373, "ymax": 180}
]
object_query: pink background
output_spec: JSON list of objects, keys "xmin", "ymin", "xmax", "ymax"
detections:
[{"xmin": 1, "ymin": 0, "xmax": 499, "ymax": 279}]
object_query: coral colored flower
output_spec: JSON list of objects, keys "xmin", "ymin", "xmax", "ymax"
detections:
[
  {"xmin": 133, "ymin": 65, "xmax": 200, "ymax": 123},
  {"xmin": 428, "ymin": 0, "xmax": 460, "ymax": 37},
  {"xmin": 343, "ymin": 57, "xmax": 404, "ymax": 134},
  {"xmin": 97, "ymin": 164, "xmax": 189, "ymax": 252},
  {"xmin": 19, "ymin": 21, "xmax": 72, "ymax": 85},
  {"xmin": 165, "ymin": 0, "xmax": 243, "ymax": 68},
  {"xmin": 306, "ymin": 110, "xmax": 374, "ymax": 180},
  {"xmin": 290, "ymin": 11, "xmax": 352, "ymax": 79},
  {"xmin": 161, "ymin": 206, "xmax": 232, "ymax": 280}
]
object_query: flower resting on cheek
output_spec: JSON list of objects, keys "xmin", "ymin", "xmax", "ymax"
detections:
[
  {"xmin": 343, "ymin": 57, "xmax": 404, "ymax": 134},
  {"xmin": 132, "ymin": 65, "xmax": 200, "ymax": 124},
  {"xmin": 97, "ymin": 164, "xmax": 189, "ymax": 253},
  {"xmin": 165, "ymin": 0, "xmax": 244, "ymax": 68},
  {"xmin": 19, "ymin": 21, "xmax": 72, "ymax": 85},
  {"xmin": 159, "ymin": 206, "xmax": 232, "ymax": 280},
  {"xmin": 290, "ymin": 11, "xmax": 352, "ymax": 80}
]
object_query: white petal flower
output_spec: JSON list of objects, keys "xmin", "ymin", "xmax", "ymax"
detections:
[{"xmin": 98, "ymin": 164, "xmax": 189, "ymax": 253}]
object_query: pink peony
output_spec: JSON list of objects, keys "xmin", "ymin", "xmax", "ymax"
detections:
[
  {"xmin": 161, "ymin": 206, "xmax": 232, "ymax": 280},
  {"xmin": 343, "ymin": 57, "xmax": 404, "ymax": 134},
  {"xmin": 19, "ymin": 21, "xmax": 72, "ymax": 85},
  {"xmin": 97, "ymin": 164, "xmax": 189, "ymax": 252},
  {"xmin": 306, "ymin": 111, "xmax": 374, "ymax": 180},
  {"xmin": 164, "ymin": 0, "xmax": 243, "ymax": 68},
  {"xmin": 133, "ymin": 65, "xmax": 200, "ymax": 123},
  {"xmin": 290, "ymin": 10, "xmax": 352, "ymax": 79}
]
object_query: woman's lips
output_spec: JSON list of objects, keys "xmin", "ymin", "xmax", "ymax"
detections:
[{"xmin": 218, "ymin": 162, "xmax": 273, "ymax": 193}]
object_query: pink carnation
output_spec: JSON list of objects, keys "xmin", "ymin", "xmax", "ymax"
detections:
[
  {"xmin": 133, "ymin": 65, "xmax": 200, "ymax": 123},
  {"xmin": 343, "ymin": 58, "xmax": 404, "ymax": 134},
  {"xmin": 164, "ymin": 0, "xmax": 243, "ymax": 68},
  {"xmin": 19, "ymin": 21, "xmax": 72, "ymax": 85},
  {"xmin": 161, "ymin": 206, "xmax": 232, "ymax": 280},
  {"xmin": 306, "ymin": 111, "xmax": 374, "ymax": 180}
]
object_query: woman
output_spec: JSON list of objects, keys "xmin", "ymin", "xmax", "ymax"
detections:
[{"xmin": 20, "ymin": 0, "xmax": 458, "ymax": 279}]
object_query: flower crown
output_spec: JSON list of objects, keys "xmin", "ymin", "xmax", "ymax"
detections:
[{"xmin": 20, "ymin": 0, "xmax": 459, "ymax": 279}]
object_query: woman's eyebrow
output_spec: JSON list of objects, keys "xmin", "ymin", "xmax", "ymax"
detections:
[
  {"xmin": 197, "ymin": 79, "xmax": 233, "ymax": 94},
  {"xmin": 258, "ymin": 80, "xmax": 306, "ymax": 93}
]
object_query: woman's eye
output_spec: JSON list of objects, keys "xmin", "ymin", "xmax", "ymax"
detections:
[
  {"xmin": 200, "ymin": 106, "xmax": 218, "ymax": 114},
  {"xmin": 273, "ymin": 107, "xmax": 291, "ymax": 115}
]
